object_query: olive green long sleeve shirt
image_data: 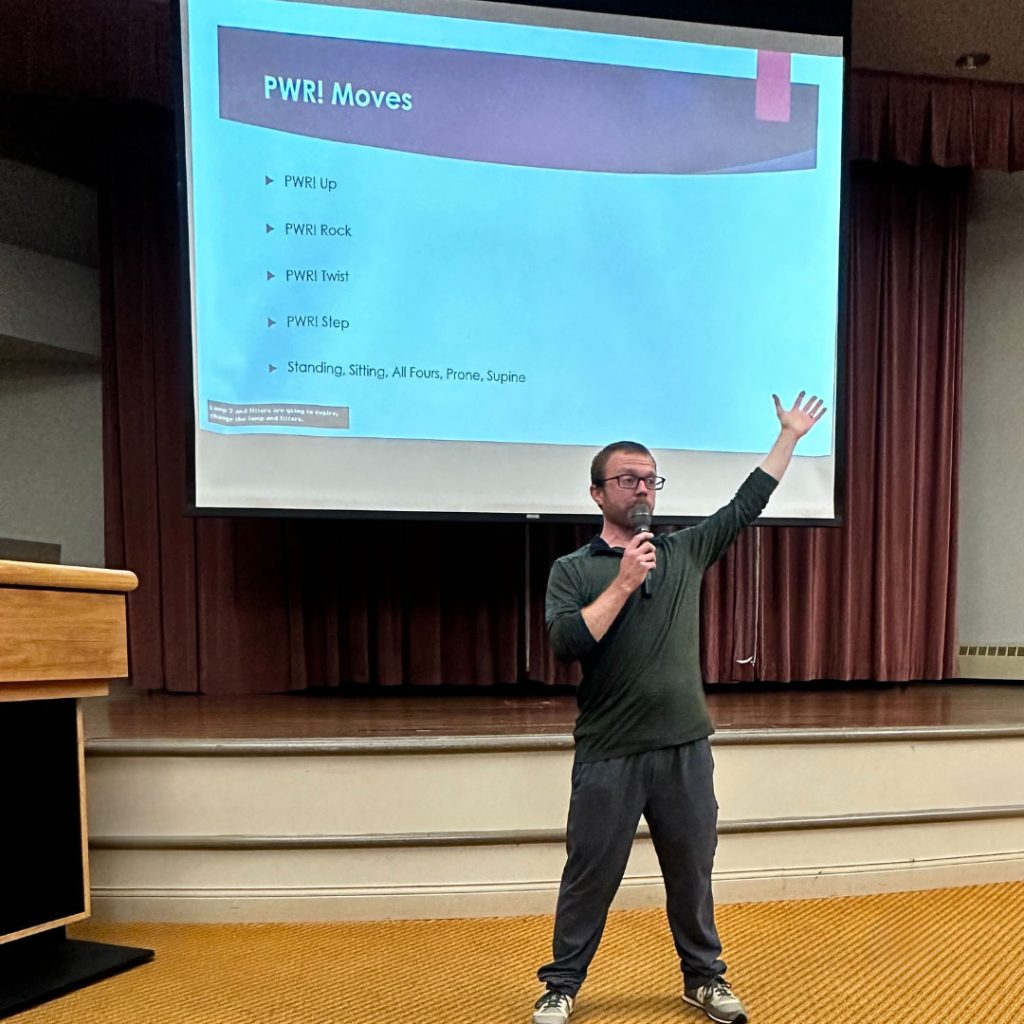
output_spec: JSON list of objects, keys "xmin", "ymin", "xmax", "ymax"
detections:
[{"xmin": 546, "ymin": 468, "xmax": 777, "ymax": 762}]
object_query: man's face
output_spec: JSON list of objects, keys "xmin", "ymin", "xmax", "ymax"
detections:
[{"xmin": 590, "ymin": 450, "xmax": 658, "ymax": 530}]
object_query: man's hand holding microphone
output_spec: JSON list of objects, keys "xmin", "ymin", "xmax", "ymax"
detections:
[{"xmin": 624, "ymin": 503, "xmax": 655, "ymax": 598}]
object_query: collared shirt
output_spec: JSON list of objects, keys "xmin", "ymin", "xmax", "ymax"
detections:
[{"xmin": 546, "ymin": 468, "xmax": 777, "ymax": 762}]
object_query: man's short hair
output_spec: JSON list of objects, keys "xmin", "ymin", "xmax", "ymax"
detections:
[{"xmin": 591, "ymin": 441, "xmax": 654, "ymax": 487}]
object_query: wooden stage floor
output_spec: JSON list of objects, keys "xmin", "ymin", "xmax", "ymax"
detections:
[{"xmin": 82, "ymin": 681, "xmax": 1024, "ymax": 742}]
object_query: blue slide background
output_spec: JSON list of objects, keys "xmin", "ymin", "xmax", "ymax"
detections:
[{"xmin": 186, "ymin": 0, "xmax": 843, "ymax": 455}]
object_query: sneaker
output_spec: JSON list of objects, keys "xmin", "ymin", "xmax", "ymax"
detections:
[
  {"xmin": 683, "ymin": 975, "xmax": 748, "ymax": 1024},
  {"xmin": 532, "ymin": 989, "xmax": 575, "ymax": 1024}
]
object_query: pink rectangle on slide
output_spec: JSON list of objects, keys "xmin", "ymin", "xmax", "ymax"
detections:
[{"xmin": 756, "ymin": 51, "xmax": 792, "ymax": 122}]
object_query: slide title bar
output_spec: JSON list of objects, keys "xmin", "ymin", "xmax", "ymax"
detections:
[{"xmin": 219, "ymin": 28, "xmax": 818, "ymax": 174}]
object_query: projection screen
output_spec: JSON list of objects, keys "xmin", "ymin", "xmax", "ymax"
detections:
[{"xmin": 178, "ymin": 0, "xmax": 845, "ymax": 521}]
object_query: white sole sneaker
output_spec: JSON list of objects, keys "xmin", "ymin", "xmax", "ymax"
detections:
[
  {"xmin": 682, "ymin": 992, "xmax": 748, "ymax": 1024},
  {"xmin": 532, "ymin": 993, "xmax": 574, "ymax": 1024}
]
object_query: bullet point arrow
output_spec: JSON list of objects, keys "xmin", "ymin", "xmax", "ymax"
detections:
[
  {"xmin": 266, "ymin": 223, "xmax": 274, "ymax": 233},
  {"xmin": 266, "ymin": 270, "xmax": 275, "ymax": 280},
  {"xmin": 268, "ymin": 363, "xmax": 277, "ymax": 373},
  {"xmin": 267, "ymin": 317, "xmax": 276, "ymax": 327},
  {"xmin": 265, "ymin": 175, "xmax": 274, "ymax": 185}
]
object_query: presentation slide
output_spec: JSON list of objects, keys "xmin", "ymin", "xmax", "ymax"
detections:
[{"xmin": 180, "ymin": 0, "xmax": 844, "ymax": 520}]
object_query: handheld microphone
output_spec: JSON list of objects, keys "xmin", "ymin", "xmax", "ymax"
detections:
[{"xmin": 630, "ymin": 503, "xmax": 653, "ymax": 599}]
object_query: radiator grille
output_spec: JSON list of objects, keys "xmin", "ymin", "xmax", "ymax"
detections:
[
  {"xmin": 958, "ymin": 644, "xmax": 1024, "ymax": 679},
  {"xmin": 958, "ymin": 645, "xmax": 1024, "ymax": 657}
]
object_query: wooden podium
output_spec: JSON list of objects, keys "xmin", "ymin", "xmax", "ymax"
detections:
[{"xmin": 0, "ymin": 560, "xmax": 153, "ymax": 1017}]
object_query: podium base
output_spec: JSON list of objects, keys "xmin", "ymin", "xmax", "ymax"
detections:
[{"xmin": 0, "ymin": 927, "xmax": 153, "ymax": 1018}]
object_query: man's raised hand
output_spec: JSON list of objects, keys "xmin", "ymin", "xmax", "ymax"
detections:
[{"xmin": 773, "ymin": 391, "xmax": 827, "ymax": 439}]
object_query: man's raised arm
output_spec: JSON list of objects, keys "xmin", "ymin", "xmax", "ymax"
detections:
[{"xmin": 760, "ymin": 391, "xmax": 827, "ymax": 482}]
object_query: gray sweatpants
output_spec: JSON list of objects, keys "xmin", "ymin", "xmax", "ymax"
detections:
[{"xmin": 537, "ymin": 739, "xmax": 726, "ymax": 995}]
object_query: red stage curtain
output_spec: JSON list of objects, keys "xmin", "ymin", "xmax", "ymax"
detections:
[
  {"xmin": 701, "ymin": 163, "xmax": 967, "ymax": 682},
  {"xmin": 0, "ymin": 0, "xmax": 173, "ymax": 108},
  {"xmin": 98, "ymin": 108, "xmax": 967, "ymax": 690},
  {"xmin": 852, "ymin": 71, "xmax": 1024, "ymax": 172}
]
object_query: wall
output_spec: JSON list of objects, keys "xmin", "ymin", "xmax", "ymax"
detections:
[
  {"xmin": 959, "ymin": 171, "xmax": 1024, "ymax": 646},
  {"xmin": 0, "ymin": 158, "xmax": 103, "ymax": 567}
]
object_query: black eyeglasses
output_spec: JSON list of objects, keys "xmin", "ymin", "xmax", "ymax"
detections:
[{"xmin": 599, "ymin": 474, "xmax": 666, "ymax": 491}]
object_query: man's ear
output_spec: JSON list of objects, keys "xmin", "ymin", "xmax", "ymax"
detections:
[{"xmin": 590, "ymin": 485, "xmax": 604, "ymax": 509}]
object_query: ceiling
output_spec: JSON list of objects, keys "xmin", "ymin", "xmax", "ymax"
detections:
[{"xmin": 853, "ymin": 0, "xmax": 1024, "ymax": 83}]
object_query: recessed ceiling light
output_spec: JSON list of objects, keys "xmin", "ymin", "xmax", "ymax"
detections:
[{"xmin": 955, "ymin": 52, "xmax": 991, "ymax": 70}]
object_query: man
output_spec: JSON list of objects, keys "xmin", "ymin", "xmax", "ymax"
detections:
[{"xmin": 532, "ymin": 393, "xmax": 827, "ymax": 1024}]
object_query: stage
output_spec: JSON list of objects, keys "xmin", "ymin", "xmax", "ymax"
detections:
[
  {"xmin": 82, "ymin": 680, "xmax": 1024, "ymax": 741},
  {"xmin": 80, "ymin": 683, "xmax": 1024, "ymax": 922}
]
